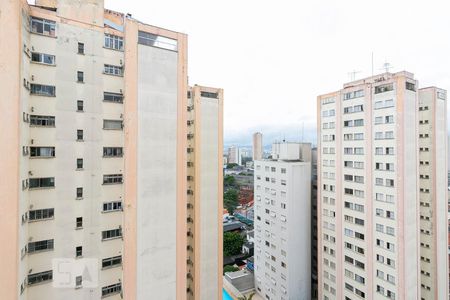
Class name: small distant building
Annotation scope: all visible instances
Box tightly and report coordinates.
[223,221,245,233]
[224,270,255,294]
[253,132,263,161]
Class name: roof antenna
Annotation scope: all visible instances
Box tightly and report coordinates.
[380,60,393,73]
[348,70,361,81]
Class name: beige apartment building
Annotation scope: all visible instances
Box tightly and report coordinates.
[252,132,263,161]
[0,0,223,299]
[317,71,448,300]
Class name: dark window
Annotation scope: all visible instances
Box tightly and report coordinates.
[30,84,55,96]
[28,270,53,285]
[102,255,122,268]
[31,52,55,65]
[29,177,55,189]
[29,208,54,221]
[103,174,123,184]
[76,217,83,228]
[77,130,83,141]
[76,158,83,169]
[138,31,177,51]
[406,82,416,91]
[77,100,84,111]
[78,42,84,54]
[200,91,218,99]
[103,92,124,103]
[28,239,54,253]
[102,283,122,296]
[30,147,55,157]
[103,147,123,157]
[30,115,55,127]
[76,187,83,198]
[77,71,84,82]
[76,246,82,257]
[30,17,56,37]
[102,228,122,240]
[375,83,394,94]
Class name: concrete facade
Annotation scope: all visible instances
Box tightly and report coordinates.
[254,142,312,300]
[0,1,223,299]
[317,71,448,300]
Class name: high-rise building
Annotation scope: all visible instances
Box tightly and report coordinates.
[311,147,319,300]
[317,71,448,300]
[253,142,312,300]
[0,1,223,299]
[228,145,241,165]
[187,85,224,299]
[253,132,263,161]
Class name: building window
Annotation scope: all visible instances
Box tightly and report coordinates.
[103,174,123,184]
[78,42,84,54]
[200,91,219,98]
[76,158,83,170]
[30,147,55,158]
[104,64,123,76]
[104,91,124,103]
[76,217,83,229]
[103,201,122,212]
[102,228,122,240]
[103,120,123,130]
[77,100,84,112]
[75,276,82,288]
[27,270,53,286]
[405,82,415,91]
[138,31,178,51]
[102,255,122,269]
[103,147,123,157]
[30,17,56,37]
[375,83,394,94]
[77,130,83,141]
[29,177,54,189]
[76,246,82,257]
[30,115,55,127]
[102,283,122,297]
[30,84,55,96]
[77,71,84,82]
[104,34,124,51]
[28,239,54,253]
[29,208,54,221]
[31,52,55,65]
[76,187,83,199]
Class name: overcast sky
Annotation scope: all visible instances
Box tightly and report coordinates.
[102,0,450,146]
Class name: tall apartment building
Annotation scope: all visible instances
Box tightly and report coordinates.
[0,0,223,299]
[228,145,241,165]
[187,85,224,299]
[311,147,319,300]
[317,71,448,300]
[253,132,263,161]
[253,142,311,300]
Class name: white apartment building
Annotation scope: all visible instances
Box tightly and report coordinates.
[317,71,448,300]
[228,145,242,165]
[0,1,223,299]
[254,142,311,300]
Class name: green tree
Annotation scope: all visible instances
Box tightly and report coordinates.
[223,265,240,274]
[223,232,245,256]
[226,163,238,169]
[224,175,236,187]
[224,189,239,215]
